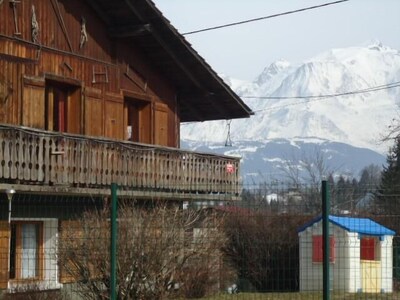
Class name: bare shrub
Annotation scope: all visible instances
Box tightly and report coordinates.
[223,211,309,292]
[179,264,210,298]
[58,205,229,299]
[2,284,67,300]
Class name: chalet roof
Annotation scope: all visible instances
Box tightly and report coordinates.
[85,0,253,122]
[298,215,395,237]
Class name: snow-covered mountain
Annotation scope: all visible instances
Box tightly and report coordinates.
[181,42,400,183]
[182,42,400,153]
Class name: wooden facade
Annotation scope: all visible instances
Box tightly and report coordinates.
[0,0,252,200]
[0,0,180,148]
[0,1,254,291]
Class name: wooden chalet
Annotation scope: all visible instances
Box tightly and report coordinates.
[0,0,252,200]
[0,0,252,292]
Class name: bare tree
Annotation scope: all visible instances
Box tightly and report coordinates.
[279,148,335,213]
[381,113,400,142]
[58,205,231,300]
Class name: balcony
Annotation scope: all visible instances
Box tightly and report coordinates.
[0,124,241,201]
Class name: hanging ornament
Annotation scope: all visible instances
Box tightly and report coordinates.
[80,16,88,49]
[31,5,39,44]
[226,163,235,174]
[225,120,233,147]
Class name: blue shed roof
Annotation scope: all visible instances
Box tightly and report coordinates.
[298,215,395,236]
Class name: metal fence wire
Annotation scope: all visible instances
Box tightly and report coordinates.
[0,181,400,299]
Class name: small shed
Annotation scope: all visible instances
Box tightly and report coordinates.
[298,215,395,293]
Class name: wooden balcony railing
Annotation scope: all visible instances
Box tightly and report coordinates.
[0,124,241,200]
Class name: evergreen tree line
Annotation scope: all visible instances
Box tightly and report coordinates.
[325,137,400,213]
[377,137,400,213]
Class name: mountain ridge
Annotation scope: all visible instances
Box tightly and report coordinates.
[182,42,400,155]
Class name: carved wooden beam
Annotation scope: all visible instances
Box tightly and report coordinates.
[109,24,151,38]
[50,0,73,52]
[9,0,21,35]
[180,91,230,121]
[123,0,205,90]
[123,0,146,22]
[178,97,205,122]
[84,0,111,25]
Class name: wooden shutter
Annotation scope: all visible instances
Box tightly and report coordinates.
[154,103,169,146]
[22,76,45,129]
[104,93,124,140]
[84,87,103,137]
[0,221,9,289]
[312,235,335,263]
[67,88,81,134]
[139,104,151,144]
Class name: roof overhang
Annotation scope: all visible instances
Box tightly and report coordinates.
[84,0,253,122]
[298,215,396,236]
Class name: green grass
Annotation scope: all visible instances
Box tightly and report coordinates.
[200,292,400,300]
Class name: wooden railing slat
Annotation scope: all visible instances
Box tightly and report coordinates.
[4,139,10,179]
[11,132,18,179]
[0,125,241,196]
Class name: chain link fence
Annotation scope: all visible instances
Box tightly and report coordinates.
[0,182,399,299]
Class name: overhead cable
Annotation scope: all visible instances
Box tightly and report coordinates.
[250,82,400,113]
[182,0,350,35]
[180,81,400,123]
[243,81,400,100]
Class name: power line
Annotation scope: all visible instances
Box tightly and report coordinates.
[182,0,350,36]
[180,81,400,123]
[243,81,400,100]
[249,81,400,113]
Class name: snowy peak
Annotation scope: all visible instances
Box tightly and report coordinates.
[182,43,400,154]
[273,61,368,98]
[255,59,290,86]
[366,40,395,52]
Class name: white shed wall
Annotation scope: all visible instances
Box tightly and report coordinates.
[299,221,350,292]
[346,232,361,293]
[380,236,393,293]
[299,220,393,293]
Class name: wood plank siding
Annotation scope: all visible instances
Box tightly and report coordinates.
[0,0,177,147]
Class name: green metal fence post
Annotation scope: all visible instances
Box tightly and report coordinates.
[111,183,118,300]
[322,180,330,300]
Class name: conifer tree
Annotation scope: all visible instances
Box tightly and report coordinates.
[377,138,400,212]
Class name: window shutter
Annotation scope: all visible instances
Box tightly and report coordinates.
[0,221,9,289]
[154,103,169,146]
[361,237,375,260]
[330,236,335,262]
[312,235,335,263]
[22,76,45,129]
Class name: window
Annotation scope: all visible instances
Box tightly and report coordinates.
[9,222,43,280]
[45,81,81,134]
[312,235,335,263]
[361,237,376,260]
[124,97,151,144]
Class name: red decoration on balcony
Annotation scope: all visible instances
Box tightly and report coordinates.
[226,163,235,174]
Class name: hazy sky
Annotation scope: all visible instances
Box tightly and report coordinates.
[153,0,400,81]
